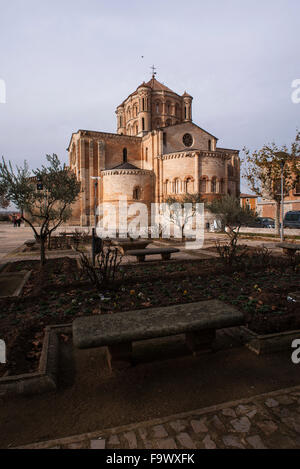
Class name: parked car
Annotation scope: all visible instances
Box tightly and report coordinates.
[259,217,275,228]
[283,211,300,229]
[244,217,275,228]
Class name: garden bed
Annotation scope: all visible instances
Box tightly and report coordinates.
[0,254,299,378]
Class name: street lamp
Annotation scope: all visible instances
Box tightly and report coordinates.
[90,176,101,265]
[90,176,101,228]
[274,152,288,242]
[280,159,285,242]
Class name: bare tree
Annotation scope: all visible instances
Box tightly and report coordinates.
[165,193,203,239]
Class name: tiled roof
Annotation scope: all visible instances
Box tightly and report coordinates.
[144,77,176,94]
[111,162,139,170]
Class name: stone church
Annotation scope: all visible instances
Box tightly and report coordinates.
[67,74,240,226]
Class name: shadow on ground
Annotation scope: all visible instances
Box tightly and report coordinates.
[0,330,299,448]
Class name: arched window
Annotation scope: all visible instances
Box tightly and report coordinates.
[145,147,148,161]
[186,177,194,194]
[174,178,180,194]
[142,98,145,111]
[142,117,145,131]
[164,180,169,194]
[167,102,171,114]
[208,139,212,151]
[211,177,217,193]
[135,124,138,134]
[119,116,122,128]
[220,179,225,194]
[201,178,206,193]
[133,186,141,200]
[123,148,127,163]
[156,102,160,114]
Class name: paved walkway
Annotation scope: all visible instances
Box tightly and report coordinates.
[19,385,300,449]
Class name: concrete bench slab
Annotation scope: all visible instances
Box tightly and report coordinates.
[126,247,180,262]
[73,300,244,367]
[276,243,300,251]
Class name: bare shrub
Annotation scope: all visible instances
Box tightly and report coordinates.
[77,245,123,291]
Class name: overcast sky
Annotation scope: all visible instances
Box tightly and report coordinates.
[0,0,299,192]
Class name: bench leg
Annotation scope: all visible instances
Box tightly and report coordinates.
[107,342,133,370]
[137,255,145,262]
[161,253,171,261]
[185,329,216,354]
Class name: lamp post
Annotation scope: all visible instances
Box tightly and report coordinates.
[90,176,101,265]
[274,152,288,242]
[280,159,285,242]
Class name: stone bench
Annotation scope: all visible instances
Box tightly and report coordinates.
[24,239,36,247]
[73,300,244,368]
[126,247,180,262]
[276,243,300,256]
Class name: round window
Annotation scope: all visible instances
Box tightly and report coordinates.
[183,133,193,147]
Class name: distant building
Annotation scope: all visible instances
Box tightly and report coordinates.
[257,173,300,220]
[240,193,258,212]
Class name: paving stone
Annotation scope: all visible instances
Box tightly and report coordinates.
[155,438,177,449]
[222,408,236,418]
[169,420,187,433]
[90,438,106,449]
[152,425,168,438]
[190,419,208,434]
[271,407,291,418]
[230,416,251,433]
[223,435,245,449]
[236,404,257,416]
[265,398,279,408]
[108,435,120,446]
[176,432,197,449]
[247,410,258,419]
[246,435,267,449]
[256,420,278,436]
[203,434,217,449]
[123,431,137,449]
[282,416,300,433]
[211,415,225,431]
[138,428,148,442]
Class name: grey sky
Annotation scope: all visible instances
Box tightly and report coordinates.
[0,0,299,193]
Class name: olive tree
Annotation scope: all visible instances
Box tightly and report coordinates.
[207,195,256,264]
[0,154,81,265]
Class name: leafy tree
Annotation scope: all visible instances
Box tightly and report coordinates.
[0,154,81,265]
[242,131,300,235]
[165,193,203,239]
[0,182,9,209]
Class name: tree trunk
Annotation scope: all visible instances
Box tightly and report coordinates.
[275,201,281,236]
[40,237,46,266]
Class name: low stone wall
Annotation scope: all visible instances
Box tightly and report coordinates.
[0,324,71,398]
[239,227,300,236]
